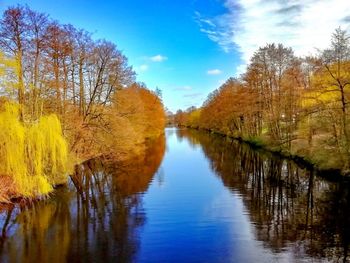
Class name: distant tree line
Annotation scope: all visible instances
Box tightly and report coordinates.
[175,28,350,171]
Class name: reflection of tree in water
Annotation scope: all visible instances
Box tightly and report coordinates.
[0,134,165,263]
[178,129,350,262]
[0,190,73,263]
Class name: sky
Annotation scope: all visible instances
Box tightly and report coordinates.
[1,0,350,112]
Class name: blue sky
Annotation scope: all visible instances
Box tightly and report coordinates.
[0,0,241,112]
[1,0,350,112]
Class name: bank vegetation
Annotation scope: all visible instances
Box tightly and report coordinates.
[174,28,350,174]
[0,6,165,202]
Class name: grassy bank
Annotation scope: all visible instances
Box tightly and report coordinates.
[183,125,346,179]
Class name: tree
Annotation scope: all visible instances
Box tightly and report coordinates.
[319,28,350,155]
[0,6,28,119]
[26,7,48,118]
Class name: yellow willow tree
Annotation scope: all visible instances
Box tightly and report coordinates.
[0,52,70,201]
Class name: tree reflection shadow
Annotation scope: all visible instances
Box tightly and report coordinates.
[0,134,165,263]
[178,129,350,262]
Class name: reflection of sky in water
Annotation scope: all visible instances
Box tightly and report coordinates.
[137,128,294,262]
[0,128,345,262]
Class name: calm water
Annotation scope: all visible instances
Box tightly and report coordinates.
[0,128,350,262]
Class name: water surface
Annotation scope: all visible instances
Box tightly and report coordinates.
[0,128,349,262]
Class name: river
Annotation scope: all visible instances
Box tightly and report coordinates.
[0,128,349,262]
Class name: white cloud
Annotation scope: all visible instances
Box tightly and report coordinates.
[150,54,168,62]
[139,64,149,72]
[207,69,222,75]
[173,85,192,91]
[183,92,203,98]
[235,64,247,76]
[197,1,350,73]
[195,11,217,27]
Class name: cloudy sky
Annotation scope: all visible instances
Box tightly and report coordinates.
[1,0,350,112]
[198,0,350,74]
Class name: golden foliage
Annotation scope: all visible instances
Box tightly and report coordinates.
[107,84,165,160]
[0,102,70,198]
[0,6,168,201]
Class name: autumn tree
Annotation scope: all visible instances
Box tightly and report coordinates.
[0,5,166,176]
[247,43,299,142]
[0,6,27,119]
[26,7,48,118]
[319,28,350,154]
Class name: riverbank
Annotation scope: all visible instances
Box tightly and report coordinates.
[1,127,349,262]
[181,126,346,179]
[0,5,167,205]
[0,132,166,205]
